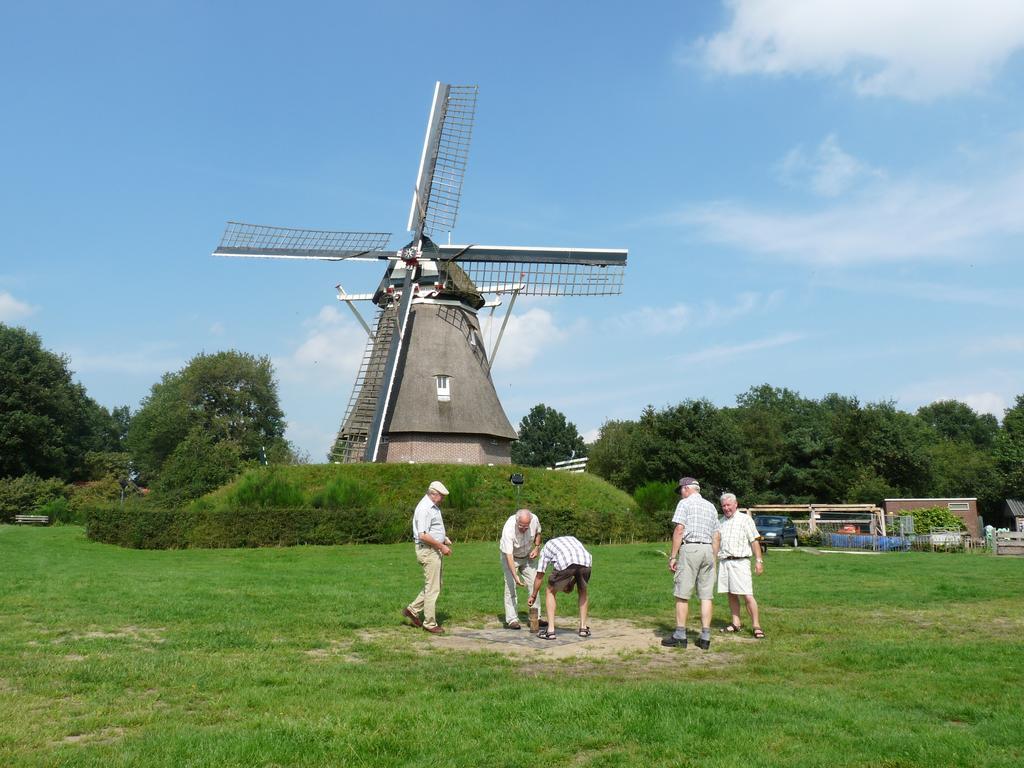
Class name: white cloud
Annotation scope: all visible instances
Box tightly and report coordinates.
[700,0,1024,100]
[676,158,1024,265]
[778,135,883,197]
[209,321,225,336]
[275,305,367,388]
[897,378,1016,419]
[959,392,1007,418]
[820,275,1024,308]
[489,307,573,370]
[0,291,36,322]
[686,331,807,363]
[607,291,779,335]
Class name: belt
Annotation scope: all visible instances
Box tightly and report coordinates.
[684,541,712,545]
[721,555,750,560]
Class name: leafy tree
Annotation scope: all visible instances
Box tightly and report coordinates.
[994,395,1024,503]
[0,324,113,480]
[511,404,586,467]
[151,428,243,506]
[917,400,998,447]
[590,400,750,497]
[127,350,287,483]
[0,474,67,523]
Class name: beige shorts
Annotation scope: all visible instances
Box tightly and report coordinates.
[673,543,715,600]
[717,558,753,595]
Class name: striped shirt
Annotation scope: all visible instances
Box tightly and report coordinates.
[537,536,592,573]
[718,512,759,558]
[671,492,719,544]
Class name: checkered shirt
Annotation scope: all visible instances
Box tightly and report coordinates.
[671,492,719,544]
[537,536,592,573]
[718,512,759,558]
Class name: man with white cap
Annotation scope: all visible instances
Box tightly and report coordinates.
[404,480,452,634]
[499,508,543,629]
[662,476,719,650]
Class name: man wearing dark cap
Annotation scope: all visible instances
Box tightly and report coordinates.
[404,480,452,634]
[662,477,719,649]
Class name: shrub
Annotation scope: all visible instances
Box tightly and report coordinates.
[85,501,192,549]
[634,481,678,515]
[0,475,67,523]
[67,476,124,518]
[231,467,306,508]
[38,497,79,525]
[310,477,377,510]
[902,506,968,534]
[151,430,242,506]
[445,467,482,512]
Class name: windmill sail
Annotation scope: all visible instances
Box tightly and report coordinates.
[216,80,627,466]
[440,244,627,296]
[215,222,393,261]
[408,84,478,238]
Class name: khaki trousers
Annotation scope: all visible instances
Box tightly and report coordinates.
[501,553,537,624]
[408,544,443,629]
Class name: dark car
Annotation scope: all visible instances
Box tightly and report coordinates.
[754,515,799,547]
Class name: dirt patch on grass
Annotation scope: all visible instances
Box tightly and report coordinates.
[59,726,126,746]
[305,639,365,664]
[53,626,166,645]
[426,618,752,666]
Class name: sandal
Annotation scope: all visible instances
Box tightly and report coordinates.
[538,630,556,640]
[578,627,591,638]
[753,627,765,639]
[721,623,743,633]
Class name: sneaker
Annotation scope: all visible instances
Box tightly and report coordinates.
[402,607,422,628]
[424,625,445,635]
[506,621,521,630]
[661,635,687,648]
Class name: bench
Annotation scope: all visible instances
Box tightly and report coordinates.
[13,515,50,526]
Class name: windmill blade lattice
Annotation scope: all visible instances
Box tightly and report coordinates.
[410,85,478,238]
[438,245,627,296]
[460,259,625,296]
[215,221,392,261]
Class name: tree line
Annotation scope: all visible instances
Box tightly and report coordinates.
[586,384,1023,524]
[4,322,1022,525]
[1,324,293,517]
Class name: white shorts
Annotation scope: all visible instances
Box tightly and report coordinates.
[717,558,753,595]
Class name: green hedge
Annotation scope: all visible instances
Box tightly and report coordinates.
[83,463,660,549]
[85,501,662,550]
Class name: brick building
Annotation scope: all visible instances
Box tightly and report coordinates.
[882,498,981,538]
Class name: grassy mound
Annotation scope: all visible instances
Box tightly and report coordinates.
[85,463,656,549]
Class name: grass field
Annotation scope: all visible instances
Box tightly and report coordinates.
[2,526,1023,767]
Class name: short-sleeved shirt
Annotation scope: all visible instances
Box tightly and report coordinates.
[671,492,719,544]
[412,494,446,545]
[718,512,759,558]
[537,536,592,573]
[499,513,541,558]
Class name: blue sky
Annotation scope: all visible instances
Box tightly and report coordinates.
[3,1,1024,459]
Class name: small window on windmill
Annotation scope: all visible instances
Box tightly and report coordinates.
[435,375,451,402]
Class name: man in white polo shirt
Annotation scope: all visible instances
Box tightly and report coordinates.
[403,480,451,635]
[715,492,765,639]
[528,535,592,639]
[499,508,542,629]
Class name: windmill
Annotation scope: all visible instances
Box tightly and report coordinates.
[214,82,627,465]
